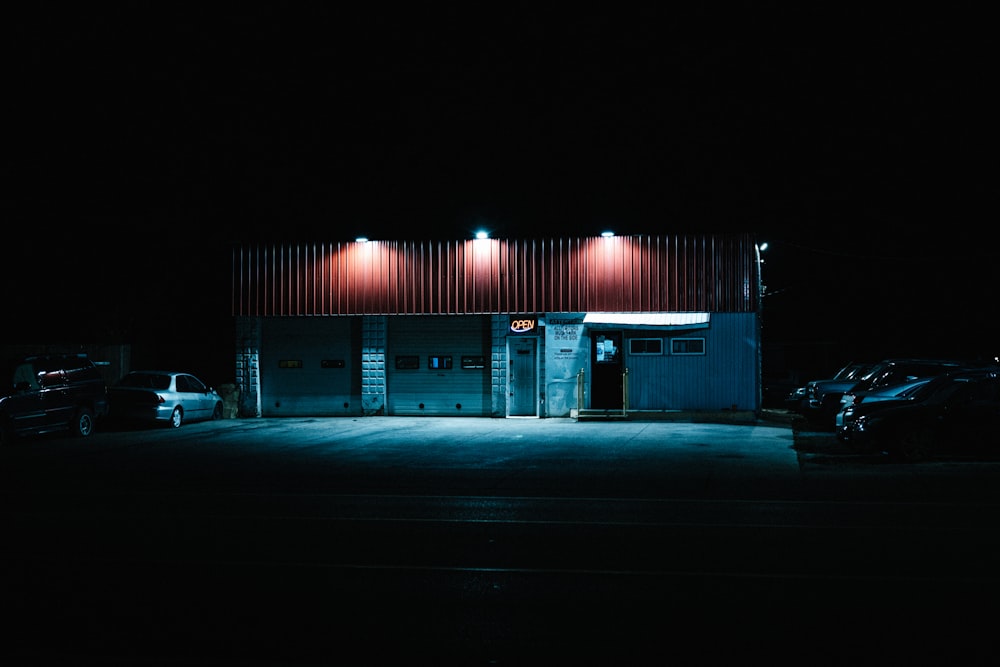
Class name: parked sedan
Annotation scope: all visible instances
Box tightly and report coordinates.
[110,371,224,427]
[839,369,1000,461]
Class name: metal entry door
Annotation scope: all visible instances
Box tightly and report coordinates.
[508,338,537,416]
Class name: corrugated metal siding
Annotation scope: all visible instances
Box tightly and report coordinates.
[232,234,761,316]
[623,313,759,411]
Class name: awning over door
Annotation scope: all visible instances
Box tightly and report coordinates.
[582,312,711,330]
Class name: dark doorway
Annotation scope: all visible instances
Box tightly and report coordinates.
[590,331,623,409]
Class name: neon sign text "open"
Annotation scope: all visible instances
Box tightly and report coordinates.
[510,319,536,333]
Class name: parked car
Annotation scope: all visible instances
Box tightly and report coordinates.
[109,371,224,428]
[785,362,874,414]
[833,376,934,432]
[0,353,110,444]
[838,368,1000,461]
[836,359,978,414]
[804,358,982,426]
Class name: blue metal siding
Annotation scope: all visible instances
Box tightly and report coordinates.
[623,313,759,411]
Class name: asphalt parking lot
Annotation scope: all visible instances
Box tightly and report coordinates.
[3,411,1000,666]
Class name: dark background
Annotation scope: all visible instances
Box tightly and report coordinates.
[4,7,996,388]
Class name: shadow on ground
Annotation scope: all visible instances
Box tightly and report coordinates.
[787,413,1000,465]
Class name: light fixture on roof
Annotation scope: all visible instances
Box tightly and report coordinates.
[601,231,615,238]
[474,230,489,239]
[355,236,369,243]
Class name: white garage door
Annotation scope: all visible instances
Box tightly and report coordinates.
[386,316,490,416]
[260,317,358,417]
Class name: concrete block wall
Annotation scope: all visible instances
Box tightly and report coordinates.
[491,315,507,417]
[234,316,261,417]
[361,316,387,415]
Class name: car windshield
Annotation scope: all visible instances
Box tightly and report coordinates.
[118,373,171,390]
[837,364,872,380]
[856,364,889,383]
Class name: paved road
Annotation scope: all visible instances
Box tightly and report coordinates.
[3,416,999,666]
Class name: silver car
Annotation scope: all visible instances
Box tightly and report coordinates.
[110,371,224,427]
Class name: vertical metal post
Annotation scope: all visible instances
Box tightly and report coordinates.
[622,367,629,416]
[755,241,765,415]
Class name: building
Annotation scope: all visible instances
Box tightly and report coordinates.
[230,233,764,419]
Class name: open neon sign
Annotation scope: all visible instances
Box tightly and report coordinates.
[510,318,536,333]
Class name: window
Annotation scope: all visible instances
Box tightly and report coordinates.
[177,375,206,393]
[38,371,67,388]
[671,338,705,355]
[395,355,420,370]
[461,355,485,369]
[629,338,663,355]
[13,363,39,389]
[278,360,303,369]
[428,355,452,370]
[594,333,620,364]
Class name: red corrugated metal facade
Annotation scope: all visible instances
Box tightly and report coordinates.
[232,233,760,316]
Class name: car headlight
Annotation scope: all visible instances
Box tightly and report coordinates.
[853,414,886,433]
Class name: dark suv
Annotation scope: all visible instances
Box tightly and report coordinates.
[0,353,110,444]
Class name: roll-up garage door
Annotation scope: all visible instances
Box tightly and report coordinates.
[260,317,360,417]
[386,315,490,416]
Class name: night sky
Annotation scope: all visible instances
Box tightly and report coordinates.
[5,8,996,385]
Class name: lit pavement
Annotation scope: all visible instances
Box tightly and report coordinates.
[3,415,999,665]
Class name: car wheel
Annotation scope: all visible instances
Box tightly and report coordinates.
[212,402,223,420]
[169,407,183,428]
[71,408,95,438]
[894,428,933,462]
